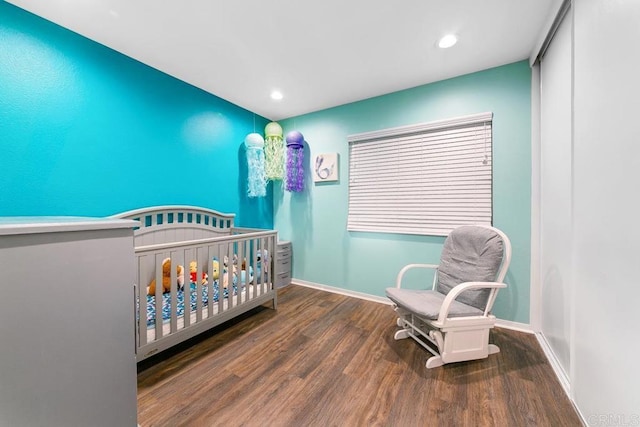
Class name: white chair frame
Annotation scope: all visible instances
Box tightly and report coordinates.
[391,225,512,368]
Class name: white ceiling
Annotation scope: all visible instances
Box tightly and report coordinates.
[7,0,557,121]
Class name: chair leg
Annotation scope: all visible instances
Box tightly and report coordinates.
[394,329,411,340]
[396,317,404,327]
[426,355,444,369]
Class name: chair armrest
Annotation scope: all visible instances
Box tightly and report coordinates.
[395,263,439,288]
[436,281,507,324]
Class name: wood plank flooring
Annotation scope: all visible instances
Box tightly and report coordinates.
[137,285,582,427]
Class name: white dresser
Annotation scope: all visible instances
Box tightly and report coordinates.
[275,240,292,288]
[0,217,139,427]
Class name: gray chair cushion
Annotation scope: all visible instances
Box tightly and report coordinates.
[437,226,504,311]
[385,288,484,320]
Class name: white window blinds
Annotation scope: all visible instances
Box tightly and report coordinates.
[347,112,493,236]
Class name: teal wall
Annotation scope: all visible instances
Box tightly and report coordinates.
[0,2,272,228]
[0,0,531,322]
[276,61,532,323]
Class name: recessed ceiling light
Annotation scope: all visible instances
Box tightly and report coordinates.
[438,34,458,49]
[270,90,283,101]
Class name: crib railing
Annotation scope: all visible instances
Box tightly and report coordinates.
[113,205,236,246]
[133,229,277,360]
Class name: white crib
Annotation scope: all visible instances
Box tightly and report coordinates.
[112,205,277,361]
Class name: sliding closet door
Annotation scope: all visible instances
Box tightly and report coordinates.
[573,0,640,417]
[539,7,572,378]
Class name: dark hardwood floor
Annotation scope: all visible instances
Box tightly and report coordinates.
[137,285,582,427]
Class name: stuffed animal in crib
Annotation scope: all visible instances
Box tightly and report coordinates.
[223,254,238,269]
[148,258,184,296]
[222,264,238,288]
[238,265,253,285]
[220,255,239,288]
[211,258,231,286]
[258,249,269,272]
[189,261,208,285]
[255,249,269,278]
[211,259,220,280]
[239,258,254,285]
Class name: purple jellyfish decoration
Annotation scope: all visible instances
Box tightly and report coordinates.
[285,131,305,192]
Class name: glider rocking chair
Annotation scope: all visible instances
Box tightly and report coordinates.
[385,225,512,368]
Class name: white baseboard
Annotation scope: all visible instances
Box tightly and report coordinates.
[535,332,571,395]
[534,333,589,425]
[291,278,392,305]
[495,319,533,333]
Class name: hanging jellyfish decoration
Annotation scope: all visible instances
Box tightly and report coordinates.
[244,133,267,198]
[285,130,305,192]
[264,121,285,181]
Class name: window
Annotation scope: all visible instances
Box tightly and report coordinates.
[347,112,493,236]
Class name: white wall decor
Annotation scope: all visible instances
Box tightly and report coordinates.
[313,152,339,182]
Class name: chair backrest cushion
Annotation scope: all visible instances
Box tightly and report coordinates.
[437,225,504,311]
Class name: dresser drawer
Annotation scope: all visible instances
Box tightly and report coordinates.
[276,241,292,259]
[275,257,291,274]
[275,271,292,288]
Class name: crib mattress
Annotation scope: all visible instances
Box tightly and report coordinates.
[144,282,269,343]
[146,280,234,327]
